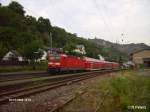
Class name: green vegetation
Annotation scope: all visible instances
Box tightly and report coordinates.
[100,47,128,62]
[0,1,128,62]
[109,71,150,111]
[61,70,150,112]
[0,62,47,73]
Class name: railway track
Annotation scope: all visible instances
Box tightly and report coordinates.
[0,69,119,105]
[0,71,49,82]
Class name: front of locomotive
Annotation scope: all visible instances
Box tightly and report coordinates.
[48,50,61,72]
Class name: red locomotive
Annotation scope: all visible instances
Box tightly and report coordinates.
[48,51,119,72]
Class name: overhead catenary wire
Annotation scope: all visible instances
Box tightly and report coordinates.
[93,0,134,45]
[118,0,135,44]
[93,0,116,43]
[101,0,121,44]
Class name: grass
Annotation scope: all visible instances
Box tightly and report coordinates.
[110,71,150,111]
[0,62,47,73]
[61,70,150,112]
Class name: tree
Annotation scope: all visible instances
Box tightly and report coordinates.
[0,27,17,49]
[18,40,43,70]
[24,15,37,32]
[8,1,25,15]
[64,43,76,53]
[0,43,8,60]
[36,17,52,46]
[19,40,42,61]
[37,17,51,33]
[51,26,68,47]
[15,32,37,47]
[118,56,123,64]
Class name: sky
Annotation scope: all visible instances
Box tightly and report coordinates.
[1,0,150,45]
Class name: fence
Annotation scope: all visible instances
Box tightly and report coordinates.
[0,61,28,66]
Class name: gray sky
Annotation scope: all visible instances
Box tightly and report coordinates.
[1,0,150,45]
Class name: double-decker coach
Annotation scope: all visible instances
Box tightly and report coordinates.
[84,57,105,70]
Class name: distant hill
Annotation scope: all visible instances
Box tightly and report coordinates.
[89,38,150,54]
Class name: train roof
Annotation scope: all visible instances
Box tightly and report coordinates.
[84,57,105,62]
[59,54,118,64]
[104,61,118,64]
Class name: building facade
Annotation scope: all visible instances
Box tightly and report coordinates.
[131,49,150,68]
[74,45,86,55]
[2,50,23,61]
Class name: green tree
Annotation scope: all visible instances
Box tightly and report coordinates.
[24,15,37,33]
[19,40,42,61]
[118,56,123,64]
[64,43,76,53]
[0,27,17,49]
[37,17,51,33]
[8,1,25,15]
[0,43,8,60]
[0,6,25,31]
[36,17,52,45]
[15,32,37,48]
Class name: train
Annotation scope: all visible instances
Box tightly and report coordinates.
[48,51,120,72]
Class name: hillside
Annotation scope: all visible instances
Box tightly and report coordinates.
[0,1,128,62]
[89,38,150,54]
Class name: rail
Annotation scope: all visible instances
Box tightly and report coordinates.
[0,69,120,105]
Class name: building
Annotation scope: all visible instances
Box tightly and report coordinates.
[37,51,47,62]
[123,61,135,68]
[74,45,86,55]
[98,54,105,61]
[2,50,23,61]
[131,49,150,68]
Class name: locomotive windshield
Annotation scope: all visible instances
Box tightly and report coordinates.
[48,51,60,62]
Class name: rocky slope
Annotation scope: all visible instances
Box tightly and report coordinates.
[89,38,150,54]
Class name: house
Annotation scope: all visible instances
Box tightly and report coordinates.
[2,50,23,61]
[130,49,150,68]
[98,54,105,61]
[37,51,47,62]
[74,45,86,54]
[123,61,135,68]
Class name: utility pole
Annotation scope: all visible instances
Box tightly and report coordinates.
[50,32,52,53]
